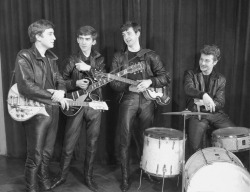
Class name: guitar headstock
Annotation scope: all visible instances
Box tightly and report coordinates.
[126,62,145,74]
[88,101,109,110]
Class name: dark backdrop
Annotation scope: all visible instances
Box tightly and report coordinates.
[1,0,250,164]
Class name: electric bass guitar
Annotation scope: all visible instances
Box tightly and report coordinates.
[63,63,145,116]
[7,84,108,121]
[105,73,171,105]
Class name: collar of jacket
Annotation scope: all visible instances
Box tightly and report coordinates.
[195,67,220,80]
[78,49,101,61]
[30,44,58,61]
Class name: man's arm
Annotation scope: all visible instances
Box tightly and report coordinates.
[15,50,54,105]
[109,52,129,92]
[147,53,171,88]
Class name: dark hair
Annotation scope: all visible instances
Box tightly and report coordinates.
[28,19,54,43]
[120,21,141,33]
[200,45,221,61]
[76,26,98,40]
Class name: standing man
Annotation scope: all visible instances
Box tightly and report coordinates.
[184,44,235,155]
[15,19,69,192]
[110,21,171,192]
[51,26,105,192]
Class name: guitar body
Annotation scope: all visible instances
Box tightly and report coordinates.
[7,84,49,121]
[61,93,100,116]
[143,86,171,105]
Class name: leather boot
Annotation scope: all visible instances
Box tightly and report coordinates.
[84,151,98,192]
[50,157,71,189]
[50,173,67,189]
[38,164,51,191]
[120,147,130,192]
[120,164,130,192]
[25,166,39,192]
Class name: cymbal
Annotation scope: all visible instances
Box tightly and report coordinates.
[162,110,208,116]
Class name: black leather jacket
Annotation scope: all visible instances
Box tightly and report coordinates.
[15,44,66,105]
[184,68,226,112]
[110,49,171,96]
[62,49,105,99]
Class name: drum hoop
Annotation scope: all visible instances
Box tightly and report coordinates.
[213,133,250,139]
[143,133,185,140]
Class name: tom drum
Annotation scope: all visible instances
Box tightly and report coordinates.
[212,127,250,152]
[140,127,184,177]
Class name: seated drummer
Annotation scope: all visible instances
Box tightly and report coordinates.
[183,44,235,155]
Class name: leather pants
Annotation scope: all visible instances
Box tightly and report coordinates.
[188,111,235,154]
[23,105,59,192]
[118,93,154,189]
[58,106,101,180]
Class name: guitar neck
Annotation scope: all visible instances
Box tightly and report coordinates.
[68,100,89,107]
[86,68,134,92]
[107,74,138,86]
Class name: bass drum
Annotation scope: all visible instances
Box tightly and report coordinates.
[185,147,250,192]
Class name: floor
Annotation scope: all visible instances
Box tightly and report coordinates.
[1,151,250,192]
[0,156,182,192]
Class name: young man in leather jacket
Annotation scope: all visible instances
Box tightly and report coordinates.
[14,19,69,192]
[109,21,171,192]
[51,26,105,192]
[184,45,235,156]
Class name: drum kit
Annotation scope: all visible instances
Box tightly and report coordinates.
[138,109,250,192]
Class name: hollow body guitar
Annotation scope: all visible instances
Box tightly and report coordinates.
[7,83,108,121]
[62,63,145,116]
[106,73,171,105]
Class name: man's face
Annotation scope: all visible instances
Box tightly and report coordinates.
[199,53,218,75]
[77,35,96,53]
[38,28,56,49]
[122,27,140,47]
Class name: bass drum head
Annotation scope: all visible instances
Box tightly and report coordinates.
[144,127,183,139]
[185,147,250,192]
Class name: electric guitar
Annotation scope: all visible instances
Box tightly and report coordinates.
[63,63,145,116]
[7,84,108,121]
[105,73,171,105]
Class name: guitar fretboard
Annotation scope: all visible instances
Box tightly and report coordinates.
[107,74,138,86]
[67,100,89,107]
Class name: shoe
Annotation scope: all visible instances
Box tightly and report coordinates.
[85,176,99,192]
[120,179,129,192]
[50,176,66,189]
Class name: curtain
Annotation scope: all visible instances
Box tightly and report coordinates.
[1,0,250,164]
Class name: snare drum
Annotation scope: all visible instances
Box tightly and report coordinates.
[212,127,250,152]
[140,127,184,177]
[185,147,250,192]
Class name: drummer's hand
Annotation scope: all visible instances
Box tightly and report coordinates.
[203,93,216,112]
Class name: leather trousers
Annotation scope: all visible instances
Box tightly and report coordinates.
[188,111,235,154]
[23,105,59,192]
[58,106,102,180]
[118,93,154,182]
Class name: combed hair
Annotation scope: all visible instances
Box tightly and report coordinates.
[200,45,221,61]
[120,21,141,33]
[76,26,98,40]
[28,19,54,43]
